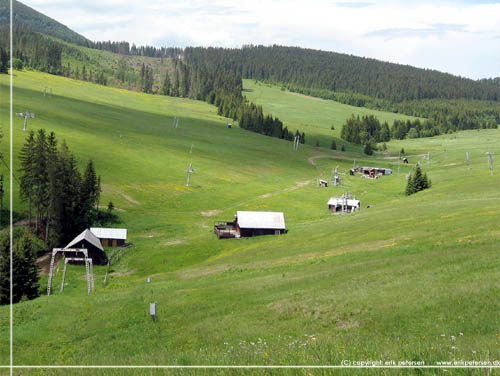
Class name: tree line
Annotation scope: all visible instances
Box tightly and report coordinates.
[341,113,498,151]
[183,45,500,102]
[19,129,101,248]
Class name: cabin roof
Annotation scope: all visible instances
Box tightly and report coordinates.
[328,197,360,207]
[90,227,127,240]
[236,211,286,230]
[65,229,104,251]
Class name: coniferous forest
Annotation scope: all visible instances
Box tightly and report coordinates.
[1,0,499,144]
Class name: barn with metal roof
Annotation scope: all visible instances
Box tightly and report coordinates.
[214,211,286,238]
[90,227,127,247]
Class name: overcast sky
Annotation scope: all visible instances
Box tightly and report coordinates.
[22,0,500,79]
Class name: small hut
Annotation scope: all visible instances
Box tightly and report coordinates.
[90,227,127,247]
[328,196,360,213]
[319,179,328,187]
[65,229,106,264]
[215,211,286,238]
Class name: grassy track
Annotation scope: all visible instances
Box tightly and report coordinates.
[243,79,422,152]
[0,71,498,375]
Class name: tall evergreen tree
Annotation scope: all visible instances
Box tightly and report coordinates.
[19,131,36,227]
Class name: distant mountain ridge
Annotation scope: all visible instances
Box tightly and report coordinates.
[0,0,91,47]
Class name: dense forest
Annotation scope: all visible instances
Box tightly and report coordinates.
[183,46,500,102]
[19,129,102,248]
[0,0,91,47]
[2,0,499,144]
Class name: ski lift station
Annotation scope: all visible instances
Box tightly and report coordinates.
[350,166,392,178]
[328,196,360,214]
[214,211,286,239]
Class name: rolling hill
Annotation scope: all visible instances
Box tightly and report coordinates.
[0,70,498,371]
[0,0,91,47]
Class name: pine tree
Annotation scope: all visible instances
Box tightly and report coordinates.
[405,166,431,196]
[331,139,336,150]
[405,173,416,196]
[161,72,171,95]
[13,230,40,302]
[0,228,42,305]
[364,142,373,155]
[0,47,8,74]
[81,160,99,228]
[19,131,36,227]
[33,129,49,231]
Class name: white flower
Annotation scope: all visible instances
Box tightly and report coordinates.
[451,336,456,341]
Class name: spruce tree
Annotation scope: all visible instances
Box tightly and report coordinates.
[364,142,373,155]
[331,139,337,150]
[33,129,49,230]
[19,131,36,227]
[161,72,171,95]
[0,47,8,74]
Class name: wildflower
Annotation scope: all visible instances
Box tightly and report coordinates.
[451,336,456,341]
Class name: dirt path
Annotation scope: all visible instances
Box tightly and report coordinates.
[102,184,141,205]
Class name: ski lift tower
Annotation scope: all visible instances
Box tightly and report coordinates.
[185,163,194,186]
[47,248,94,296]
[16,112,35,131]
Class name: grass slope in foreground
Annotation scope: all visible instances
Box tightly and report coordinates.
[0,71,498,373]
[243,79,422,152]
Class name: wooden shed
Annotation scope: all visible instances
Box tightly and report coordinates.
[65,229,106,265]
[215,211,286,238]
[90,227,127,247]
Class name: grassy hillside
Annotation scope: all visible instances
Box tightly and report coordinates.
[0,0,91,46]
[243,79,422,152]
[0,71,498,374]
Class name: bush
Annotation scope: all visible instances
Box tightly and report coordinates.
[11,58,23,70]
[341,145,345,152]
[407,127,419,138]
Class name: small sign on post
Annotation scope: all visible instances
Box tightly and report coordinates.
[150,303,157,322]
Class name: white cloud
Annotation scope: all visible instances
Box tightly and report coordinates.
[21,0,500,78]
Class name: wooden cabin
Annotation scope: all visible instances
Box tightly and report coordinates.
[215,211,286,238]
[65,229,107,264]
[90,227,127,247]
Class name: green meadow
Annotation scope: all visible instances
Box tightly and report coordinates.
[242,79,422,152]
[0,71,498,375]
